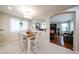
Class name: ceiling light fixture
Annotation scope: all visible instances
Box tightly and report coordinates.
[8,7,12,10]
[24,11,32,19]
[24,15,32,19]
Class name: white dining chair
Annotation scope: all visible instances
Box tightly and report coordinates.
[30,32,40,53]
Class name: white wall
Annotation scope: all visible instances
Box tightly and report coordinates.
[50,13,73,23]
[0,13,11,43]
[0,13,21,43]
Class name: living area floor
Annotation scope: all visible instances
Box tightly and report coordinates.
[0,39,74,54]
[50,34,73,50]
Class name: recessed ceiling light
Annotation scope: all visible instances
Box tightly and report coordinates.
[8,7,12,10]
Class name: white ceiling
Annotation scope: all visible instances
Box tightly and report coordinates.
[0,5,72,20]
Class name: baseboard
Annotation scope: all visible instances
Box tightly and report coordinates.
[73,48,79,54]
[0,39,19,46]
[74,50,79,54]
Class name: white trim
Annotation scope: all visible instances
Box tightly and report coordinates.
[73,48,79,54]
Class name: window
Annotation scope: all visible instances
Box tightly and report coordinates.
[40,22,46,29]
[10,17,20,32]
[10,17,29,32]
[61,23,68,32]
[20,20,28,31]
[70,21,73,32]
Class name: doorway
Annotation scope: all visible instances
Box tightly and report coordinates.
[50,12,74,50]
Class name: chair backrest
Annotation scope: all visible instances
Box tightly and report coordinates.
[30,32,41,45]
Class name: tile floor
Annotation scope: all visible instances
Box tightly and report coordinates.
[0,40,75,54]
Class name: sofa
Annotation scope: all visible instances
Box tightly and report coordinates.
[63,31,73,44]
